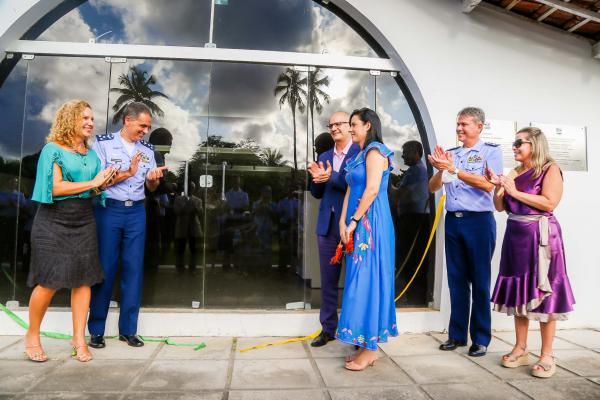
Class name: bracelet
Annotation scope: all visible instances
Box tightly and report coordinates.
[351,216,361,224]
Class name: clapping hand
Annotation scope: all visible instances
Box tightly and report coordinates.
[92,166,117,190]
[500,175,517,196]
[485,165,502,186]
[128,151,142,177]
[427,145,454,171]
[147,165,168,181]
[308,160,332,183]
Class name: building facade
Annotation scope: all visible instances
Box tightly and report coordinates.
[0,0,598,335]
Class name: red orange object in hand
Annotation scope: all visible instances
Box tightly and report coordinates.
[330,235,354,264]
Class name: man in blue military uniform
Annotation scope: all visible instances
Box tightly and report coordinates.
[428,107,502,357]
[88,102,167,348]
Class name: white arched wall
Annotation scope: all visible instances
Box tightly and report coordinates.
[0,0,598,335]
[346,0,600,331]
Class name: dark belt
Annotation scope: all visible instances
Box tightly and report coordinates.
[447,211,491,218]
[105,198,145,207]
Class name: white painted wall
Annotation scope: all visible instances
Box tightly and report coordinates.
[0,0,598,335]
[346,0,600,330]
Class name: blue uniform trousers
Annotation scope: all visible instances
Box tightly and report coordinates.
[88,201,146,336]
[445,211,496,346]
[317,213,342,336]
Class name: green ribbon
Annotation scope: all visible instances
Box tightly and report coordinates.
[140,336,206,351]
[0,303,206,350]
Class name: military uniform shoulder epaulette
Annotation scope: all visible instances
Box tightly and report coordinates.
[96,133,114,142]
[484,142,499,147]
[140,140,154,150]
[446,146,460,152]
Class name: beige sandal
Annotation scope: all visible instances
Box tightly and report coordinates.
[24,344,48,363]
[531,352,556,378]
[345,348,363,363]
[71,343,93,362]
[344,357,377,371]
[501,344,529,368]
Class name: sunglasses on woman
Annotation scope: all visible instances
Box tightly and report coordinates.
[512,139,532,148]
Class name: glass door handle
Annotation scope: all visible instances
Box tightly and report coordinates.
[221,161,227,200]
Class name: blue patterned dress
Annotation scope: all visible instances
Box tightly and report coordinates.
[335,142,398,350]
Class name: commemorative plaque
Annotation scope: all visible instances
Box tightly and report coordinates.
[479,120,587,172]
[480,119,517,168]
[529,123,587,171]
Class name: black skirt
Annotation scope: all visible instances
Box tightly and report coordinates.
[27,198,104,289]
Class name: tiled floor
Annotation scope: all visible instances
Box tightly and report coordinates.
[0,329,599,399]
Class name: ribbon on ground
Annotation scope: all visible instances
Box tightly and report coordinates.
[139,336,206,351]
[238,329,322,353]
[0,302,206,350]
[395,194,446,302]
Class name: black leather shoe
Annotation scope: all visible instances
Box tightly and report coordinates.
[468,344,487,357]
[439,338,467,351]
[89,335,105,349]
[119,334,144,347]
[310,332,334,347]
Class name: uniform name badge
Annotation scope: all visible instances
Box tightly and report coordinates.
[110,158,123,170]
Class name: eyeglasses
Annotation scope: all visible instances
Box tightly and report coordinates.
[326,121,349,129]
[512,139,532,148]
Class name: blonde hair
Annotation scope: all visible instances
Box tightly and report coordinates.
[46,100,92,148]
[516,127,555,178]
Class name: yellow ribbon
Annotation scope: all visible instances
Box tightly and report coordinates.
[395,194,446,302]
[240,195,447,352]
[238,329,322,353]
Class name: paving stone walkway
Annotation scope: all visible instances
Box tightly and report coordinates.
[0,329,599,399]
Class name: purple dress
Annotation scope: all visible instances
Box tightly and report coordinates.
[491,167,575,321]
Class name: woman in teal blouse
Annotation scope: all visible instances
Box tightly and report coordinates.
[25,100,115,363]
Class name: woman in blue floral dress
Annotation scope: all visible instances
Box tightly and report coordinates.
[336,108,398,371]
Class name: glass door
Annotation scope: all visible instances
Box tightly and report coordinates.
[302,67,376,311]
[202,62,309,309]
[107,58,213,308]
[15,55,111,306]
[0,57,29,307]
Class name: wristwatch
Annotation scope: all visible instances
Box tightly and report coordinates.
[351,216,361,224]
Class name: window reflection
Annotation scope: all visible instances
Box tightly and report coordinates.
[38,0,211,47]
[202,62,308,308]
[0,59,27,305]
[376,73,433,307]
[0,59,435,309]
[35,0,376,57]
[106,59,211,307]
[9,57,111,306]
[304,68,376,310]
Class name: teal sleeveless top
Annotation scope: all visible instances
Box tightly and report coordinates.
[32,142,102,204]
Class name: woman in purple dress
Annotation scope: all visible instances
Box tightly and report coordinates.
[487,127,575,378]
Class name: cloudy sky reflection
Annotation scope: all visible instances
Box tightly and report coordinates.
[1,0,421,172]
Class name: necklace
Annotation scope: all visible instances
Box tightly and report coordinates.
[70,144,88,168]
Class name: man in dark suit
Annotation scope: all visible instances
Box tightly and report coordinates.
[308,111,359,347]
